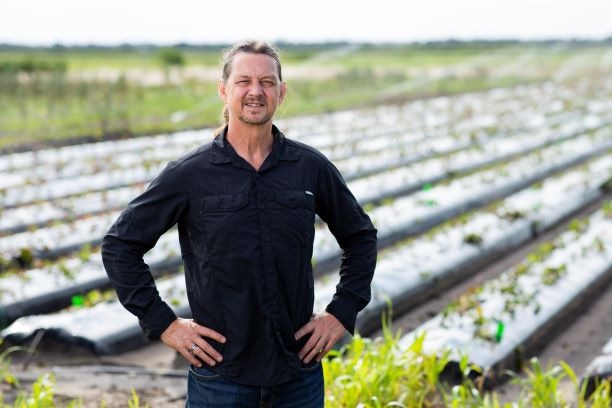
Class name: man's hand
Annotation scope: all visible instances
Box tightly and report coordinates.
[295,312,346,364]
[160,317,226,368]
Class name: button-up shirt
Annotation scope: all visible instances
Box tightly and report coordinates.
[101,125,377,385]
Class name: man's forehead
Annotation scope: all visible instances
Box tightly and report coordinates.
[230,53,280,78]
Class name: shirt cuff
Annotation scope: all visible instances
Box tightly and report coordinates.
[325,294,359,335]
[138,300,177,340]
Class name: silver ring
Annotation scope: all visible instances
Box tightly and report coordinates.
[190,343,198,354]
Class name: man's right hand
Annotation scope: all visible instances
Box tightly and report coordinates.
[160,317,226,368]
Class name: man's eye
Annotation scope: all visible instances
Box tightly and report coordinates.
[262,81,275,87]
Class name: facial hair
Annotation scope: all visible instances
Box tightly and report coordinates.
[238,98,273,125]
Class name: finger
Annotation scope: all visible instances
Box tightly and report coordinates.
[316,338,334,362]
[294,321,314,340]
[181,347,203,368]
[303,338,325,364]
[298,332,321,360]
[191,344,219,366]
[195,325,226,344]
[303,334,327,363]
[194,339,223,363]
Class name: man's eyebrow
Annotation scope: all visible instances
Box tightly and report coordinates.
[235,74,277,80]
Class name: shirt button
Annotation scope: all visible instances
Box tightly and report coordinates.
[260,205,265,211]
[263,235,270,242]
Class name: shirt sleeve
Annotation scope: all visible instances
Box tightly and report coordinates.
[101,161,188,340]
[316,158,378,335]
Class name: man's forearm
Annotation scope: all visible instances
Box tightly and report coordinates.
[325,228,377,334]
[101,234,177,339]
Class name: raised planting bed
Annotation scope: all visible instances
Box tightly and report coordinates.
[1,150,607,332]
[1,154,609,355]
[314,155,611,335]
[397,206,612,386]
[0,230,181,328]
[1,127,607,275]
[2,84,529,183]
[1,271,192,354]
[0,114,523,209]
[347,120,610,205]
[581,338,612,398]
[3,116,602,235]
[0,185,145,235]
[313,129,611,273]
[1,80,604,206]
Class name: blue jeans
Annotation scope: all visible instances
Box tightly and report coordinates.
[186,363,324,407]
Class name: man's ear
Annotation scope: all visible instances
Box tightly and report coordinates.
[279,82,287,104]
[218,80,227,102]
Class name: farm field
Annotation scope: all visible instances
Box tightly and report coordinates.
[0,43,612,406]
[1,42,611,151]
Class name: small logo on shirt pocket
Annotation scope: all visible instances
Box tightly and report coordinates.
[305,190,314,196]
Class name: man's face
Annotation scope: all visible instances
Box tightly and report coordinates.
[219,52,286,126]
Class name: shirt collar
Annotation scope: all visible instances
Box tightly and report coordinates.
[209,124,299,165]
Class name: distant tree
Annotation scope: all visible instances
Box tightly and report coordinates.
[158,47,185,68]
[158,47,185,85]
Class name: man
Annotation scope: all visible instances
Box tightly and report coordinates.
[101,40,377,407]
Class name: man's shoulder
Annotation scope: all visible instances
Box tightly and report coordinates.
[284,137,330,165]
[168,139,215,170]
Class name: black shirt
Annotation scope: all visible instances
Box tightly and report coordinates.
[101,125,377,385]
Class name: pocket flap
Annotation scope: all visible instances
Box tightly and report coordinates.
[274,191,315,210]
[200,193,248,213]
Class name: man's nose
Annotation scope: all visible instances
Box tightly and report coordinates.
[247,83,264,95]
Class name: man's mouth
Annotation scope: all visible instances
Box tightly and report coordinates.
[244,101,265,108]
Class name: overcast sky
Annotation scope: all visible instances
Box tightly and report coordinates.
[1,0,611,46]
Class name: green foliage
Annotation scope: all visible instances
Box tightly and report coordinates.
[0,332,609,406]
[11,373,56,408]
[157,48,185,67]
[2,43,605,150]
[77,244,92,263]
[0,60,66,74]
[127,387,146,408]
[0,342,20,390]
[540,264,567,286]
[323,325,450,407]
[463,233,483,245]
[509,358,569,407]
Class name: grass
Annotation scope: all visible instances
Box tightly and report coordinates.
[321,322,612,407]
[1,326,611,406]
[1,43,609,151]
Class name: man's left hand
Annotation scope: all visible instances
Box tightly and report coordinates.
[295,312,346,364]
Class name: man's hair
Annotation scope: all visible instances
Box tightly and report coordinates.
[216,40,283,132]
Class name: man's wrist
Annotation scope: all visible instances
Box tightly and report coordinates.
[325,298,357,335]
[139,301,177,340]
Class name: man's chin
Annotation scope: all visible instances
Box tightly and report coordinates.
[238,114,273,126]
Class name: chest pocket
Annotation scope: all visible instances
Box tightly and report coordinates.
[201,194,248,213]
[271,190,316,248]
[195,193,250,253]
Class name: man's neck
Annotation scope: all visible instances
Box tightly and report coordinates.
[226,120,274,171]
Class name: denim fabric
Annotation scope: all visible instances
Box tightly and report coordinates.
[186,363,324,407]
